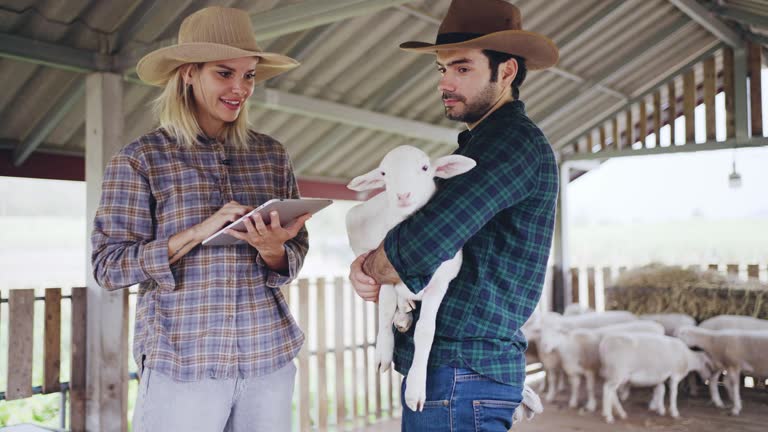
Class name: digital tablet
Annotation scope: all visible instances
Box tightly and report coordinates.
[202,198,333,246]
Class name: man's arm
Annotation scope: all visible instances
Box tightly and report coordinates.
[362,243,401,285]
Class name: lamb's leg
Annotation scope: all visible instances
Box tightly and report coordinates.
[619,383,631,401]
[393,294,414,333]
[727,368,742,416]
[612,383,628,420]
[568,373,581,409]
[545,367,558,402]
[649,383,666,416]
[374,284,397,373]
[669,377,680,418]
[584,371,597,412]
[602,381,618,424]
[404,282,448,412]
[709,370,725,408]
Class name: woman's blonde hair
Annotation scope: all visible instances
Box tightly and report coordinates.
[154,63,251,149]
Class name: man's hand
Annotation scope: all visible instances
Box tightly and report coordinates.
[350,251,380,302]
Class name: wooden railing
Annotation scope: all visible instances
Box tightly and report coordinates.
[563,42,763,158]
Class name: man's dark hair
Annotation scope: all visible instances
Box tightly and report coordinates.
[482,50,527,100]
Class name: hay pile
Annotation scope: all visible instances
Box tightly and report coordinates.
[605,263,768,321]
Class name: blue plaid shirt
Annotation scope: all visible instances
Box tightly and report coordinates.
[92,128,307,381]
[384,101,558,386]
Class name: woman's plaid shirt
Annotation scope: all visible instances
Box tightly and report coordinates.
[384,101,559,387]
[91,128,308,381]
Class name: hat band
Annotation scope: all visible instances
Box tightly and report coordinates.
[435,32,485,45]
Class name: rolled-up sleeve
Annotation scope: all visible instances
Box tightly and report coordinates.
[384,132,542,294]
[258,152,309,288]
[91,149,176,291]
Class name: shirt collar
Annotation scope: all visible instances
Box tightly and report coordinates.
[457,100,526,149]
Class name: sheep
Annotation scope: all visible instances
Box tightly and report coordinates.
[640,313,696,336]
[676,326,768,415]
[521,311,568,402]
[553,320,665,412]
[699,314,768,331]
[599,333,713,423]
[538,311,637,355]
[345,145,476,412]
[564,303,594,316]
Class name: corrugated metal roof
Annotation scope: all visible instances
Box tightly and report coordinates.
[0,0,763,183]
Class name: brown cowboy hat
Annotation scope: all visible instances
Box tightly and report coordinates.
[137,7,299,86]
[400,0,558,70]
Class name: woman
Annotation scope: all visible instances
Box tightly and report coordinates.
[91,7,309,431]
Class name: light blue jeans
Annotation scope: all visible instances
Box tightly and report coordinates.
[401,366,523,432]
[132,361,296,432]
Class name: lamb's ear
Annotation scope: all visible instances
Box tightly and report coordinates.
[434,155,476,179]
[347,168,386,191]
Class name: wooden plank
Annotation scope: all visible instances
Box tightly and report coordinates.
[362,298,371,424]
[317,278,328,430]
[653,90,662,144]
[612,117,619,150]
[704,56,716,141]
[6,289,35,400]
[708,264,719,272]
[747,265,759,280]
[334,277,346,428]
[70,287,87,432]
[625,108,634,147]
[43,288,62,394]
[668,80,677,145]
[599,126,606,151]
[586,131,593,152]
[570,268,580,304]
[602,267,613,291]
[572,141,579,154]
[684,69,696,143]
[298,279,311,432]
[638,98,647,147]
[723,47,735,139]
[748,42,763,137]
[727,264,739,278]
[587,267,596,310]
[350,284,359,424]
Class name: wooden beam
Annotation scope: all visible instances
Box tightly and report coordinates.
[563,137,768,161]
[668,80,678,145]
[70,287,87,432]
[684,69,697,143]
[334,277,346,427]
[703,57,717,141]
[625,108,634,147]
[638,98,648,147]
[298,279,311,432]
[612,117,619,149]
[599,126,606,151]
[748,42,763,137]
[653,91,662,144]
[43,288,62,394]
[6,289,35,400]
[723,47,736,139]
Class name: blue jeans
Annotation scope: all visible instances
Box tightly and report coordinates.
[400,367,523,432]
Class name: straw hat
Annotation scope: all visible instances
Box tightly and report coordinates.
[400,0,558,70]
[137,6,299,86]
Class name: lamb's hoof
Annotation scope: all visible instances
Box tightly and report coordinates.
[585,400,597,412]
[618,412,628,420]
[604,416,615,424]
[730,408,741,416]
[405,373,427,412]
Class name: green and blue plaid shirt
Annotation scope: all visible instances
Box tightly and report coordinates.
[384,100,558,386]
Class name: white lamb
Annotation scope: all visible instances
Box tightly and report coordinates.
[538,311,637,355]
[599,333,713,423]
[639,313,696,336]
[550,320,664,412]
[521,310,568,401]
[346,145,475,412]
[699,314,768,331]
[676,326,768,415]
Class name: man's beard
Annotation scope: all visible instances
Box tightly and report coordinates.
[443,81,500,123]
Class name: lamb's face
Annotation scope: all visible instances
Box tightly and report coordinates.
[378,146,437,212]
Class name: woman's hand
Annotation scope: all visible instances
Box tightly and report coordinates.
[193,201,253,242]
[226,211,311,255]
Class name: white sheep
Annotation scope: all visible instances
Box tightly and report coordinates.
[699,314,768,331]
[538,311,637,355]
[676,326,768,415]
[639,313,696,336]
[551,320,664,412]
[521,310,568,401]
[564,303,594,316]
[599,333,713,423]
[345,145,475,412]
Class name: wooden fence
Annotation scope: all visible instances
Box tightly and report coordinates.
[3,263,766,429]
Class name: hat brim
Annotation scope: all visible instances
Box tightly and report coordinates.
[136,43,299,86]
[399,30,558,70]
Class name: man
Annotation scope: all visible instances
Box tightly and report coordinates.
[349,0,560,430]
